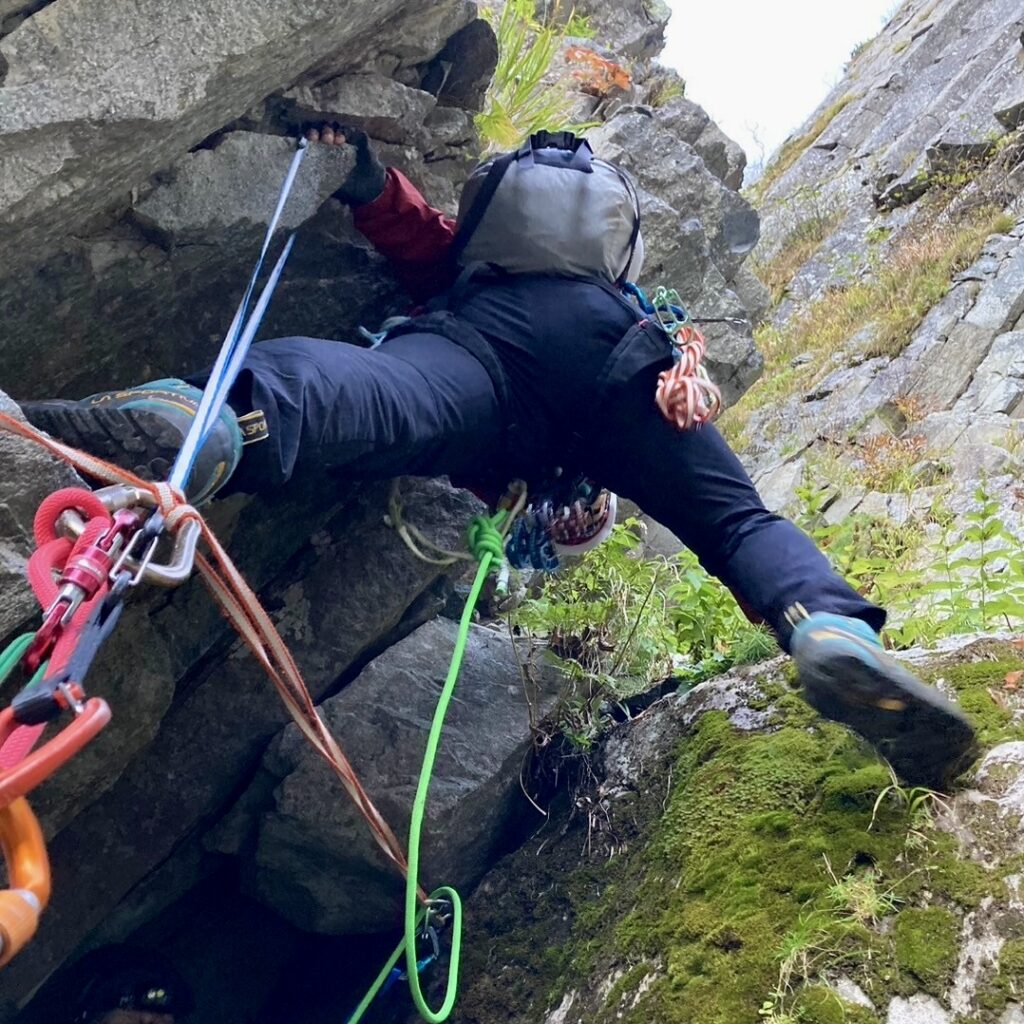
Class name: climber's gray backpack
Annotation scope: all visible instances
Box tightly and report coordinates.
[453,131,642,285]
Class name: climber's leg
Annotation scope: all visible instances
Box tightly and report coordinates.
[215,333,504,492]
[580,370,976,789]
[19,333,504,502]
[582,373,881,648]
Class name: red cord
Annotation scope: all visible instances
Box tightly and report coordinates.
[0,491,114,771]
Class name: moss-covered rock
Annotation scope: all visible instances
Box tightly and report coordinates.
[443,639,1024,1024]
[793,985,880,1024]
[893,907,960,995]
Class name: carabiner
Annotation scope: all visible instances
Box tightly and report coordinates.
[57,485,200,588]
[0,699,111,809]
[0,798,50,966]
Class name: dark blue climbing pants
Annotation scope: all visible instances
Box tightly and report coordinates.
[222,274,884,650]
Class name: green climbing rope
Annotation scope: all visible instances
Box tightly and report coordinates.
[347,511,508,1024]
[0,634,48,698]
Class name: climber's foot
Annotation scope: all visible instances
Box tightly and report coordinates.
[791,611,977,790]
[20,380,243,504]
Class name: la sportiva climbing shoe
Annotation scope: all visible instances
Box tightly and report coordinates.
[790,610,977,790]
[20,379,245,504]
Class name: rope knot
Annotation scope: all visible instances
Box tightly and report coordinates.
[466,516,504,568]
[655,324,722,430]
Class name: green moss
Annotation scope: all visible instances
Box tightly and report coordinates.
[822,764,893,809]
[603,714,908,1023]
[893,907,959,994]
[794,985,880,1023]
[924,841,1001,909]
[455,642,1024,1023]
[925,652,1024,748]
[996,938,1024,993]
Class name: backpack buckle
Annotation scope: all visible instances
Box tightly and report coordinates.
[529,129,579,151]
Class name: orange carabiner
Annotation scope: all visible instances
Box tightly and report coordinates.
[0,797,50,966]
[0,699,111,809]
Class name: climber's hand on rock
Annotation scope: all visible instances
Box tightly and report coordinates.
[304,121,386,206]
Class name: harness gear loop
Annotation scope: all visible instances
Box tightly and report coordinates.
[0,798,50,967]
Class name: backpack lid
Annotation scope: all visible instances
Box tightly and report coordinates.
[453,132,642,285]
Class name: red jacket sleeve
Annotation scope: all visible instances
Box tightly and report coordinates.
[351,167,458,304]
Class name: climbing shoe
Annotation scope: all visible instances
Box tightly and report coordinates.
[20,379,247,504]
[790,610,977,790]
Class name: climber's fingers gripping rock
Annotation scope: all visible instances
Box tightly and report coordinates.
[304,121,387,206]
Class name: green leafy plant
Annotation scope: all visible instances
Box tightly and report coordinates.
[644,70,685,108]
[563,9,595,38]
[476,0,596,151]
[513,521,778,748]
[795,476,1024,649]
[869,766,947,851]
[824,860,902,926]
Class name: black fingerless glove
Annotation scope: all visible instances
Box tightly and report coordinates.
[333,125,387,206]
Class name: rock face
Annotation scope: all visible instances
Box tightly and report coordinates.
[0,0,765,1018]
[732,0,1024,579]
[591,109,763,403]
[443,638,1024,1024]
[0,0,473,271]
[243,619,563,933]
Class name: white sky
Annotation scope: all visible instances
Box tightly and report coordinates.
[660,1,901,171]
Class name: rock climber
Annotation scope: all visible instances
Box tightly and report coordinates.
[17,125,976,789]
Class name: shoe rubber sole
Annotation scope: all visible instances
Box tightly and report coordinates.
[21,403,185,484]
[798,638,977,790]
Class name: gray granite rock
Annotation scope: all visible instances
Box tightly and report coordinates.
[249,618,564,932]
[0,477,483,1007]
[886,994,951,1024]
[134,133,357,244]
[0,0,475,273]
[282,74,437,146]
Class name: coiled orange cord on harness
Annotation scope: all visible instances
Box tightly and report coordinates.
[622,282,723,431]
[655,321,722,430]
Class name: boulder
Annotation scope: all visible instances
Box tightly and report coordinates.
[0,477,483,1010]
[572,0,669,60]
[589,109,762,402]
[444,638,1024,1024]
[281,74,437,146]
[247,618,564,932]
[0,0,476,273]
[427,18,499,112]
[133,133,357,245]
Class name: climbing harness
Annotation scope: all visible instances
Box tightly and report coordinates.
[623,283,723,431]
